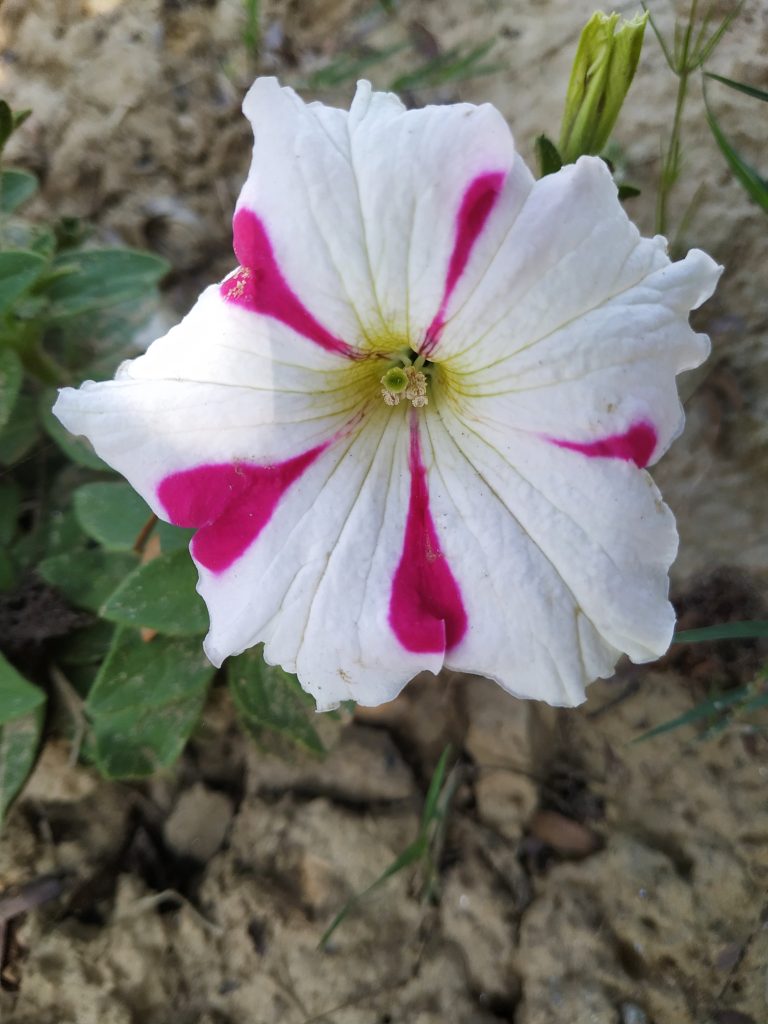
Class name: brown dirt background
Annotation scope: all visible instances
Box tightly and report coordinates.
[0,1,767,1022]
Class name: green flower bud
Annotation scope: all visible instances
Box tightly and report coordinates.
[559,10,648,165]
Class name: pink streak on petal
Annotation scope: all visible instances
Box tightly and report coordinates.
[222,207,357,359]
[423,171,506,356]
[389,419,468,654]
[550,420,657,468]
[157,445,327,573]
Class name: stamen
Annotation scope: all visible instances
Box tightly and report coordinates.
[380,363,430,409]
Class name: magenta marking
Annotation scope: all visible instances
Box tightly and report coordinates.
[221,207,356,359]
[550,420,658,468]
[157,445,326,573]
[423,171,506,355]
[389,420,468,654]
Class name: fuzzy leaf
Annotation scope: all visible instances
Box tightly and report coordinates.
[0,250,47,316]
[39,548,138,613]
[86,629,214,778]
[0,708,43,823]
[100,549,207,636]
[0,348,22,430]
[228,647,324,753]
[0,169,38,213]
[0,651,46,725]
[44,249,169,319]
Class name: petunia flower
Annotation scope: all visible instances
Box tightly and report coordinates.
[54,79,721,711]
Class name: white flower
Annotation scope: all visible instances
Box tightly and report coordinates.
[54,78,722,710]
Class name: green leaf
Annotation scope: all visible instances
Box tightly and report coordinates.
[74,481,153,551]
[0,217,55,258]
[100,549,207,636]
[86,629,214,778]
[38,548,138,613]
[535,134,563,178]
[0,169,38,213]
[0,101,12,152]
[617,183,641,200]
[0,348,22,430]
[0,708,43,823]
[705,71,768,103]
[0,651,46,725]
[228,648,324,753]
[38,389,111,471]
[705,95,768,211]
[44,249,169,319]
[0,394,40,466]
[0,250,47,316]
[55,619,117,667]
[0,480,20,547]
[673,620,768,643]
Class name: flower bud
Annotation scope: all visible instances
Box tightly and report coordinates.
[559,10,648,164]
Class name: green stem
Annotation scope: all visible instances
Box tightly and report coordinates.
[656,66,690,237]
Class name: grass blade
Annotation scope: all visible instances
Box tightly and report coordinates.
[705,71,768,102]
[705,95,768,211]
[633,686,750,742]
[674,620,768,643]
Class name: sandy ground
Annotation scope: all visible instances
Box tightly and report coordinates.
[0,0,767,1021]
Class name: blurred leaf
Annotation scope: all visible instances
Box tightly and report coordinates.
[12,110,31,130]
[38,548,138,613]
[705,71,768,102]
[617,183,641,200]
[0,394,39,466]
[706,94,768,211]
[0,169,38,213]
[39,390,111,471]
[0,101,12,152]
[243,0,261,55]
[0,651,46,724]
[229,648,324,753]
[306,43,407,90]
[74,481,152,551]
[100,549,207,636]
[0,348,22,430]
[43,507,87,558]
[55,619,117,667]
[535,135,563,178]
[0,550,16,591]
[390,39,501,92]
[44,249,169,319]
[0,707,43,823]
[674,620,768,642]
[157,522,194,554]
[0,480,20,546]
[86,628,214,778]
[1,217,55,258]
[0,250,47,316]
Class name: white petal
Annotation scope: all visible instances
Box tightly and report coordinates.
[199,408,443,709]
[434,157,685,362]
[236,78,531,344]
[422,403,678,706]
[53,286,361,519]
[452,248,721,465]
